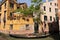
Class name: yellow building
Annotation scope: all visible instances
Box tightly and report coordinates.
[0,0,34,34]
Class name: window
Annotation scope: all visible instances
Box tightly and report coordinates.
[55,8,58,13]
[10,12,13,20]
[50,3,52,5]
[44,6,46,11]
[22,17,25,20]
[26,19,29,22]
[5,3,6,9]
[4,11,6,17]
[26,24,29,30]
[10,3,14,8]
[50,16,52,21]
[49,8,51,12]
[4,11,6,22]
[10,24,13,30]
[44,16,47,21]
[55,3,56,6]
[17,7,19,9]
[10,12,13,16]
[55,3,58,6]
[53,17,55,21]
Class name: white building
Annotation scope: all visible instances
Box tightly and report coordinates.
[41,0,58,23]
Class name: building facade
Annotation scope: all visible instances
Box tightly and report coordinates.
[0,0,57,35]
[41,0,58,23]
[58,0,60,19]
[58,0,60,31]
[0,0,34,34]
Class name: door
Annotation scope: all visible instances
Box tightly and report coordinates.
[34,21,39,33]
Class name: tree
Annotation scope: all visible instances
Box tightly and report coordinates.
[30,0,43,33]
[15,8,33,17]
[31,0,43,23]
[14,0,43,33]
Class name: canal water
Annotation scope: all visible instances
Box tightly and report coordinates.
[10,33,59,40]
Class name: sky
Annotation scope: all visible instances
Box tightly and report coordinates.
[17,0,46,6]
[0,0,47,6]
[17,0,31,7]
[0,0,31,6]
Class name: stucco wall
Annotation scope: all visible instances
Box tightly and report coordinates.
[41,0,58,23]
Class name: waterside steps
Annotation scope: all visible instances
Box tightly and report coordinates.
[9,33,50,38]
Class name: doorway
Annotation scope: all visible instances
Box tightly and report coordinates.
[34,21,39,33]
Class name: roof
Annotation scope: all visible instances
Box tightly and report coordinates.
[0,0,7,6]
[0,0,27,8]
[18,3,27,5]
[0,0,17,6]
